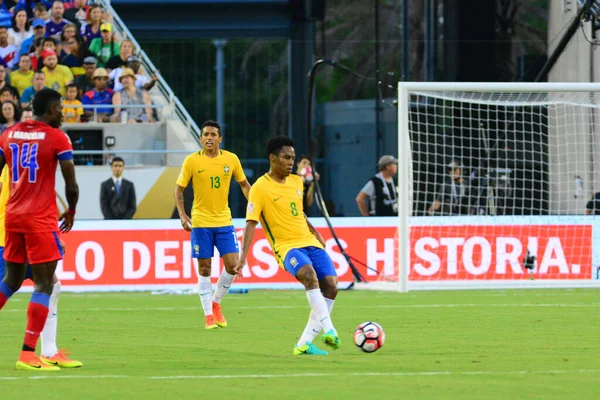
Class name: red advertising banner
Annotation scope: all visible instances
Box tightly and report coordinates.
[22,221,591,290]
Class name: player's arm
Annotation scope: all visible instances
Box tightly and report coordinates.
[238,179,251,200]
[174,157,193,231]
[236,185,264,275]
[236,220,258,276]
[305,214,326,247]
[59,158,79,232]
[233,156,251,200]
[306,181,315,208]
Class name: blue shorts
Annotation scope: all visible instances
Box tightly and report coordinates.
[191,226,239,259]
[0,247,33,281]
[283,246,337,281]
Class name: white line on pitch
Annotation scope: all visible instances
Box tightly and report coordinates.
[1,303,599,313]
[0,369,597,381]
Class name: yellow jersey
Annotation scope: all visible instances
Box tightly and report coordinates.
[9,70,34,96]
[246,173,322,266]
[176,149,246,228]
[62,99,83,123]
[42,65,74,96]
[0,166,8,247]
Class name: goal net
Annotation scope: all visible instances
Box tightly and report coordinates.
[360,82,600,291]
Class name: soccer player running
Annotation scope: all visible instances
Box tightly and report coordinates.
[174,120,251,330]
[236,136,340,355]
[0,88,79,371]
[0,167,82,368]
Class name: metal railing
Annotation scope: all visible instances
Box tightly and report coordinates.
[98,0,202,143]
[63,103,164,123]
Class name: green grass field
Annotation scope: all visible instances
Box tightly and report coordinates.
[0,289,598,399]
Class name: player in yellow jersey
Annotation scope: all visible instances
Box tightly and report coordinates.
[236,136,340,356]
[174,120,251,330]
[0,166,82,368]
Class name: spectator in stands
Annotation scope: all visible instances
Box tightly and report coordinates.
[0,100,20,132]
[82,67,112,122]
[0,26,18,70]
[60,35,91,74]
[9,53,33,96]
[296,155,319,211]
[62,82,81,122]
[110,55,156,92]
[20,105,32,121]
[356,155,398,216]
[20,70,45,107]
[64,0,87,30]
[45,0,73,38]
[28,36,44,70]
[80,4,102,43]
[88,22,118,67]
[0,65,16,93]
[19,17,44,56]
[585,192,600,215]
[105,38,133,72]
[428,161,472,216]
[100,156,137,220]
[0,85,18,104]
[74,54,94,96]
[41,49,72,95]
[59,22,77,44]
[111,68,154,123]
[32,2,49,20]
[8,9,32,49]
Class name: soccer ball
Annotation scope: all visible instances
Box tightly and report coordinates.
[353,322,385,353]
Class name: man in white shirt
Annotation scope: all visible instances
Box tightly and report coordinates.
[0,27,18,70]
[99,156,137,219]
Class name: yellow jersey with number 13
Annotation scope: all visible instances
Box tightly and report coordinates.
[246,173,322,267]
[176,149,246,228]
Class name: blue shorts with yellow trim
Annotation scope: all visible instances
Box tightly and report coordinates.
[283,246,336,280]
[191,226,239,259]
[0,247,33,280]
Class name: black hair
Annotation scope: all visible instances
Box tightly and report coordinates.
[11,9,31,33]
[65,82,77,91]
[201,120,221,134]
[297,155,311,164]
[22,106,32,113]
[266,135,294,158]
[33,3,47,13]
[43,37,58,46]
[0,100,21,124]
[32,88,62,117]
[111,156,125,165]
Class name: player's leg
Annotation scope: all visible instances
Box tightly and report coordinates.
[297,248,339,347]
[212,226,240,327]
[286,249,335,355]
[192,228,218,329]
[0,235,28,310]
[40,267,83,368]
[16,231,65,371]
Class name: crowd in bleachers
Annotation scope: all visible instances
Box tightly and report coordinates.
[0,0,158,129]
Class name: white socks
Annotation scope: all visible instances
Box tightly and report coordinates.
[41,281,60,358]
[213,270,235,304]
[305,289,335,334]
[198,276,213,316]
[297,296,335,347]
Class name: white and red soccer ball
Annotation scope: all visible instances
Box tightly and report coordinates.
[353,322,385,353]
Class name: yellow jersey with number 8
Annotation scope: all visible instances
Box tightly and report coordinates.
[176,150,246,228]
[246,173,322,266]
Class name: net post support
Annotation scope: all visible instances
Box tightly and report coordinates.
[398,83,410,293]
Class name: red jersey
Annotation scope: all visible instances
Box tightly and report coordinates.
[0,121,73,233]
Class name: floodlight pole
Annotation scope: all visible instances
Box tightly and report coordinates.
[535,0,594,82]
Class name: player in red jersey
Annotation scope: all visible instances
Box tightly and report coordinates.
[0,88,79,371]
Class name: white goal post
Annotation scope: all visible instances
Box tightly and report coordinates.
[360,82,600,292]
